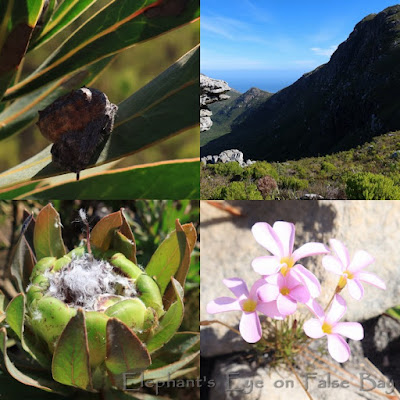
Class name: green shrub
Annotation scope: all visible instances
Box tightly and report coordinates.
[278,176,309,191]
[221,182,263,200]
[243,162,278,180]
[208,162,244,177]
[321,161,337,174]
[345,172,400,199]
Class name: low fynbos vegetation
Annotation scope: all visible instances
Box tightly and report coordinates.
[200,131,400,200]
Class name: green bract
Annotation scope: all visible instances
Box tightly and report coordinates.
[0,204,199,396]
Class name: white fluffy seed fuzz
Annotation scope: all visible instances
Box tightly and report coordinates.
[45,253,137,311]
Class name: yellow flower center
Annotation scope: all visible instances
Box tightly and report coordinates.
[337,270,354,289]
[280,256,295,276]
[242,299,257,312]
[322,322,333,334]
[280,287,290,296]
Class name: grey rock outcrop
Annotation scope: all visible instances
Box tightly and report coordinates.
[200,74,231,132]
[201,149,256,167]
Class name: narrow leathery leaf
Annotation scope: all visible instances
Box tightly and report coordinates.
[4,0,199,100]
[85,311,109,368]
[109,253,143,279]
[118,209,137,264]
[0,46,199,190]
[136,274,164,318]
[91,211,123,252]
[30,0,97,51]
[163,220,194,308]
[153,332,200,360]
[0,289,8,313]
[52,309,92,390]
[11,159,200,200]
[33,203,65,260]
[126,351,199,385]
[5,293,24,339]
[146,223,189,295]
[112,232,137,267]
[105,318,151,375]
[8,213,35,292]
[0,56,113,142]
[146,279,184,353]
[28,0,56,47]
[22,325,52,368]
[0,328,69,393]
[0,0,45,100]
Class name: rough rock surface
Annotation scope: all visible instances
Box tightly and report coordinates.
[200,201,400,358]
[201,149,255,167]
[203,314,400,400]
[200,74,231,132]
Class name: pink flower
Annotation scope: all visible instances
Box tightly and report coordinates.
[251,221,330,297]
[206,278,282,343]
[322,239,386,300]
[258,273,310,316]
[303,295,364,363]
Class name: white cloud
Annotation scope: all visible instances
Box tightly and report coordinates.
[310,45,338,56]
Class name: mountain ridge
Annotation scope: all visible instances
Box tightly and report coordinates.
[201,5,400,161]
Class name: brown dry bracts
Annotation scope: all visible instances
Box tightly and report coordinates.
[37,87,118,180]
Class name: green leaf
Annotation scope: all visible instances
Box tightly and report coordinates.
[0,56,114,142]
[126,351,199,385]
[5,293,24,339]
[0,45,199,191]
[33,203,65,260]
[5,0,200,100]
[105,318,151,379]
[0,0,45,100]
[30,0,97,51]
[0,328,70,394]
[146,221,192,295]
[387,306,400,320]
[117,209,137,264]
[52,309,92,390]
[90,210,123,252]
[163,221,196,307]
[146,279,184,353]
[7,213,36,292]
[0,289,8,314]
[9,159,200,199]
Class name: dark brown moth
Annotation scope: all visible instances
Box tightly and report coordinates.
[37,87,118,180]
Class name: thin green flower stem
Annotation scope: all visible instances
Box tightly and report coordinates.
[301,350,394,399]
[283,352,314,400]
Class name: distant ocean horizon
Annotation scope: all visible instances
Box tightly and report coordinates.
[202,69,312,94]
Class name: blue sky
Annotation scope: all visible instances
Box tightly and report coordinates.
[201,0,398,92]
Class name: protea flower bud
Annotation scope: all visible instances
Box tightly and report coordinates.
[0,204,198,395]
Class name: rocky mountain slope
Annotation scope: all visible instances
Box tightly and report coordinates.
[201,87,271,146]
[201,5,400,161]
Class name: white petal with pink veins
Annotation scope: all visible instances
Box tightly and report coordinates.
[357,272,386,290]
[273,221,295,256]
[326,295,347,324]
[333,322,364,340]
[327,334,351,363]
[252,222,283,257]
[207,297,242,314]
[329,239,350,267]
[239,311,262,343]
